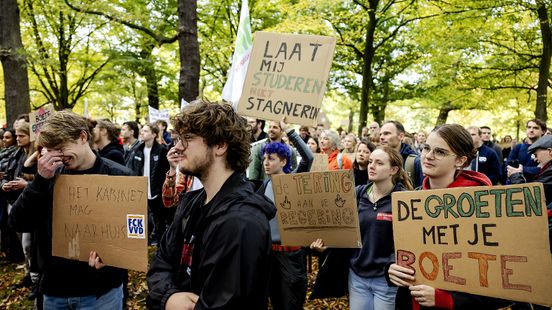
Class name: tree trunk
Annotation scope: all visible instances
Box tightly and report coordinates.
[138,41,160,109]
[0,0,30,126]
[178,0,199,103]
[358,0,379,136]
[435,105,453,127]
[536,0,551,121]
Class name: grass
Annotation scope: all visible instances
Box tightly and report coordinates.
[0,249,349,309]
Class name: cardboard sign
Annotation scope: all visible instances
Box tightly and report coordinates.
[310,154,329,172]
[392,183,552,306]
[272,170,361,248]
[29,104,54,142]
[148,106,170,123]
[52,175,148,272]
[237,32,336,126]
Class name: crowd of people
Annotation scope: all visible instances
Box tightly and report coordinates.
[0,100,550,310]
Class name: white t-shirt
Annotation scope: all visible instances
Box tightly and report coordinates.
[143,146,152,199]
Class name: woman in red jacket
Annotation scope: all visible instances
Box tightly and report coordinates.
[387,124,513,309]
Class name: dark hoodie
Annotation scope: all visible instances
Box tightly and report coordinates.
[400,142,417,161]
[98,140,125,165]
[147,172,276,310]
[350,182,407,278]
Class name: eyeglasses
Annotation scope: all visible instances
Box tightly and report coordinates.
[174,133,196,149]
[420,144,454,160]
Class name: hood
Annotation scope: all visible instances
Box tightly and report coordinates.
[422,170,491,189]
[205,172,276,221]
[400,143,417,159]
[100,140,124,153]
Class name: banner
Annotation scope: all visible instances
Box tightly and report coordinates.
[148,106,170,123]
[272,170,361,247]
[237,32,336,126]
[29,104,54,142]
[392,183,552,306]
[222,0,253,107]
[52,175,148,272]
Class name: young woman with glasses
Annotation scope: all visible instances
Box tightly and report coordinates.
[386,124,514,309]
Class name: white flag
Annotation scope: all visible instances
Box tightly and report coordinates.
[83,98,89,118]
[181,98,189,110]
[221,0,252,108]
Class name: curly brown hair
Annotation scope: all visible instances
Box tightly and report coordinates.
[172,100,251,173]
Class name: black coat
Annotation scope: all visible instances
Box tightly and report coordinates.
[98,140,125,165]
[9,155,133,297]
[147,172,276,310]
[125,141,169,198]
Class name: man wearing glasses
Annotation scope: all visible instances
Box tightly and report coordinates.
[507,118,546,181]
[147,100,276,310]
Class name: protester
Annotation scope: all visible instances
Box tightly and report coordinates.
[481,126,503,163]
[299,126,311,144]
[341,133,357,157]
[9,111,131,309]
[126,124,170,245]
[156,120,172,145]
[147,100,276,310]
[248,120,297,181]
[93,119,125,165]
[319,130,352,170]
[0,128,18,259]
[247,117,268,143]
[258,118,313,310]
[379,120,422,186]
[467,126,502,185]
[2,122,35,290]
[507,118,546,181]
[387,124,513,309]
[508,134,552,252]
[307,136,320,154]
[121,121,141,165]
[414,130,427,153]
[312,146,413,310]
[353,139,375,186]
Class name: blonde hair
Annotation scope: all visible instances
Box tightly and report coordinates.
[38,111,90,148]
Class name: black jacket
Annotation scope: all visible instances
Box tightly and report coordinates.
[9,155,133,297]
[1,147,28,204]
[125,141,169,197]
[147,172,276,310]
[98,140,125,165]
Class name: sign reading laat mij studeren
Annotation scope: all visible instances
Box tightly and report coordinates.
[237,32,336,126]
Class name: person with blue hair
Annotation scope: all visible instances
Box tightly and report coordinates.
[258,118,313,310]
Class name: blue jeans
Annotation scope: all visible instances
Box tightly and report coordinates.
[348,269,397,310]
[43,285,123,310]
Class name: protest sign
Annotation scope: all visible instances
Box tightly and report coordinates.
[29,104,54,142]
[52,175,148,272]
[237,32,336,126]
[392,183,552,306]
[148,106,170,123]
[310,154,328,172]
[272,170,361,248]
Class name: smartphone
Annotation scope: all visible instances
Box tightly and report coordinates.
[509,160,520,168]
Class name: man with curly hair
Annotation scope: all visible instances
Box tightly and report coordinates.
[147,100,276,310]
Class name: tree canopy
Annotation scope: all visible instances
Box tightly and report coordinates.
[0,0,550,137]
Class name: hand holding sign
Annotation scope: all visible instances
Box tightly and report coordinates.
[89,251,105,269]
[410,285,436,307]
[388,263,415,287]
